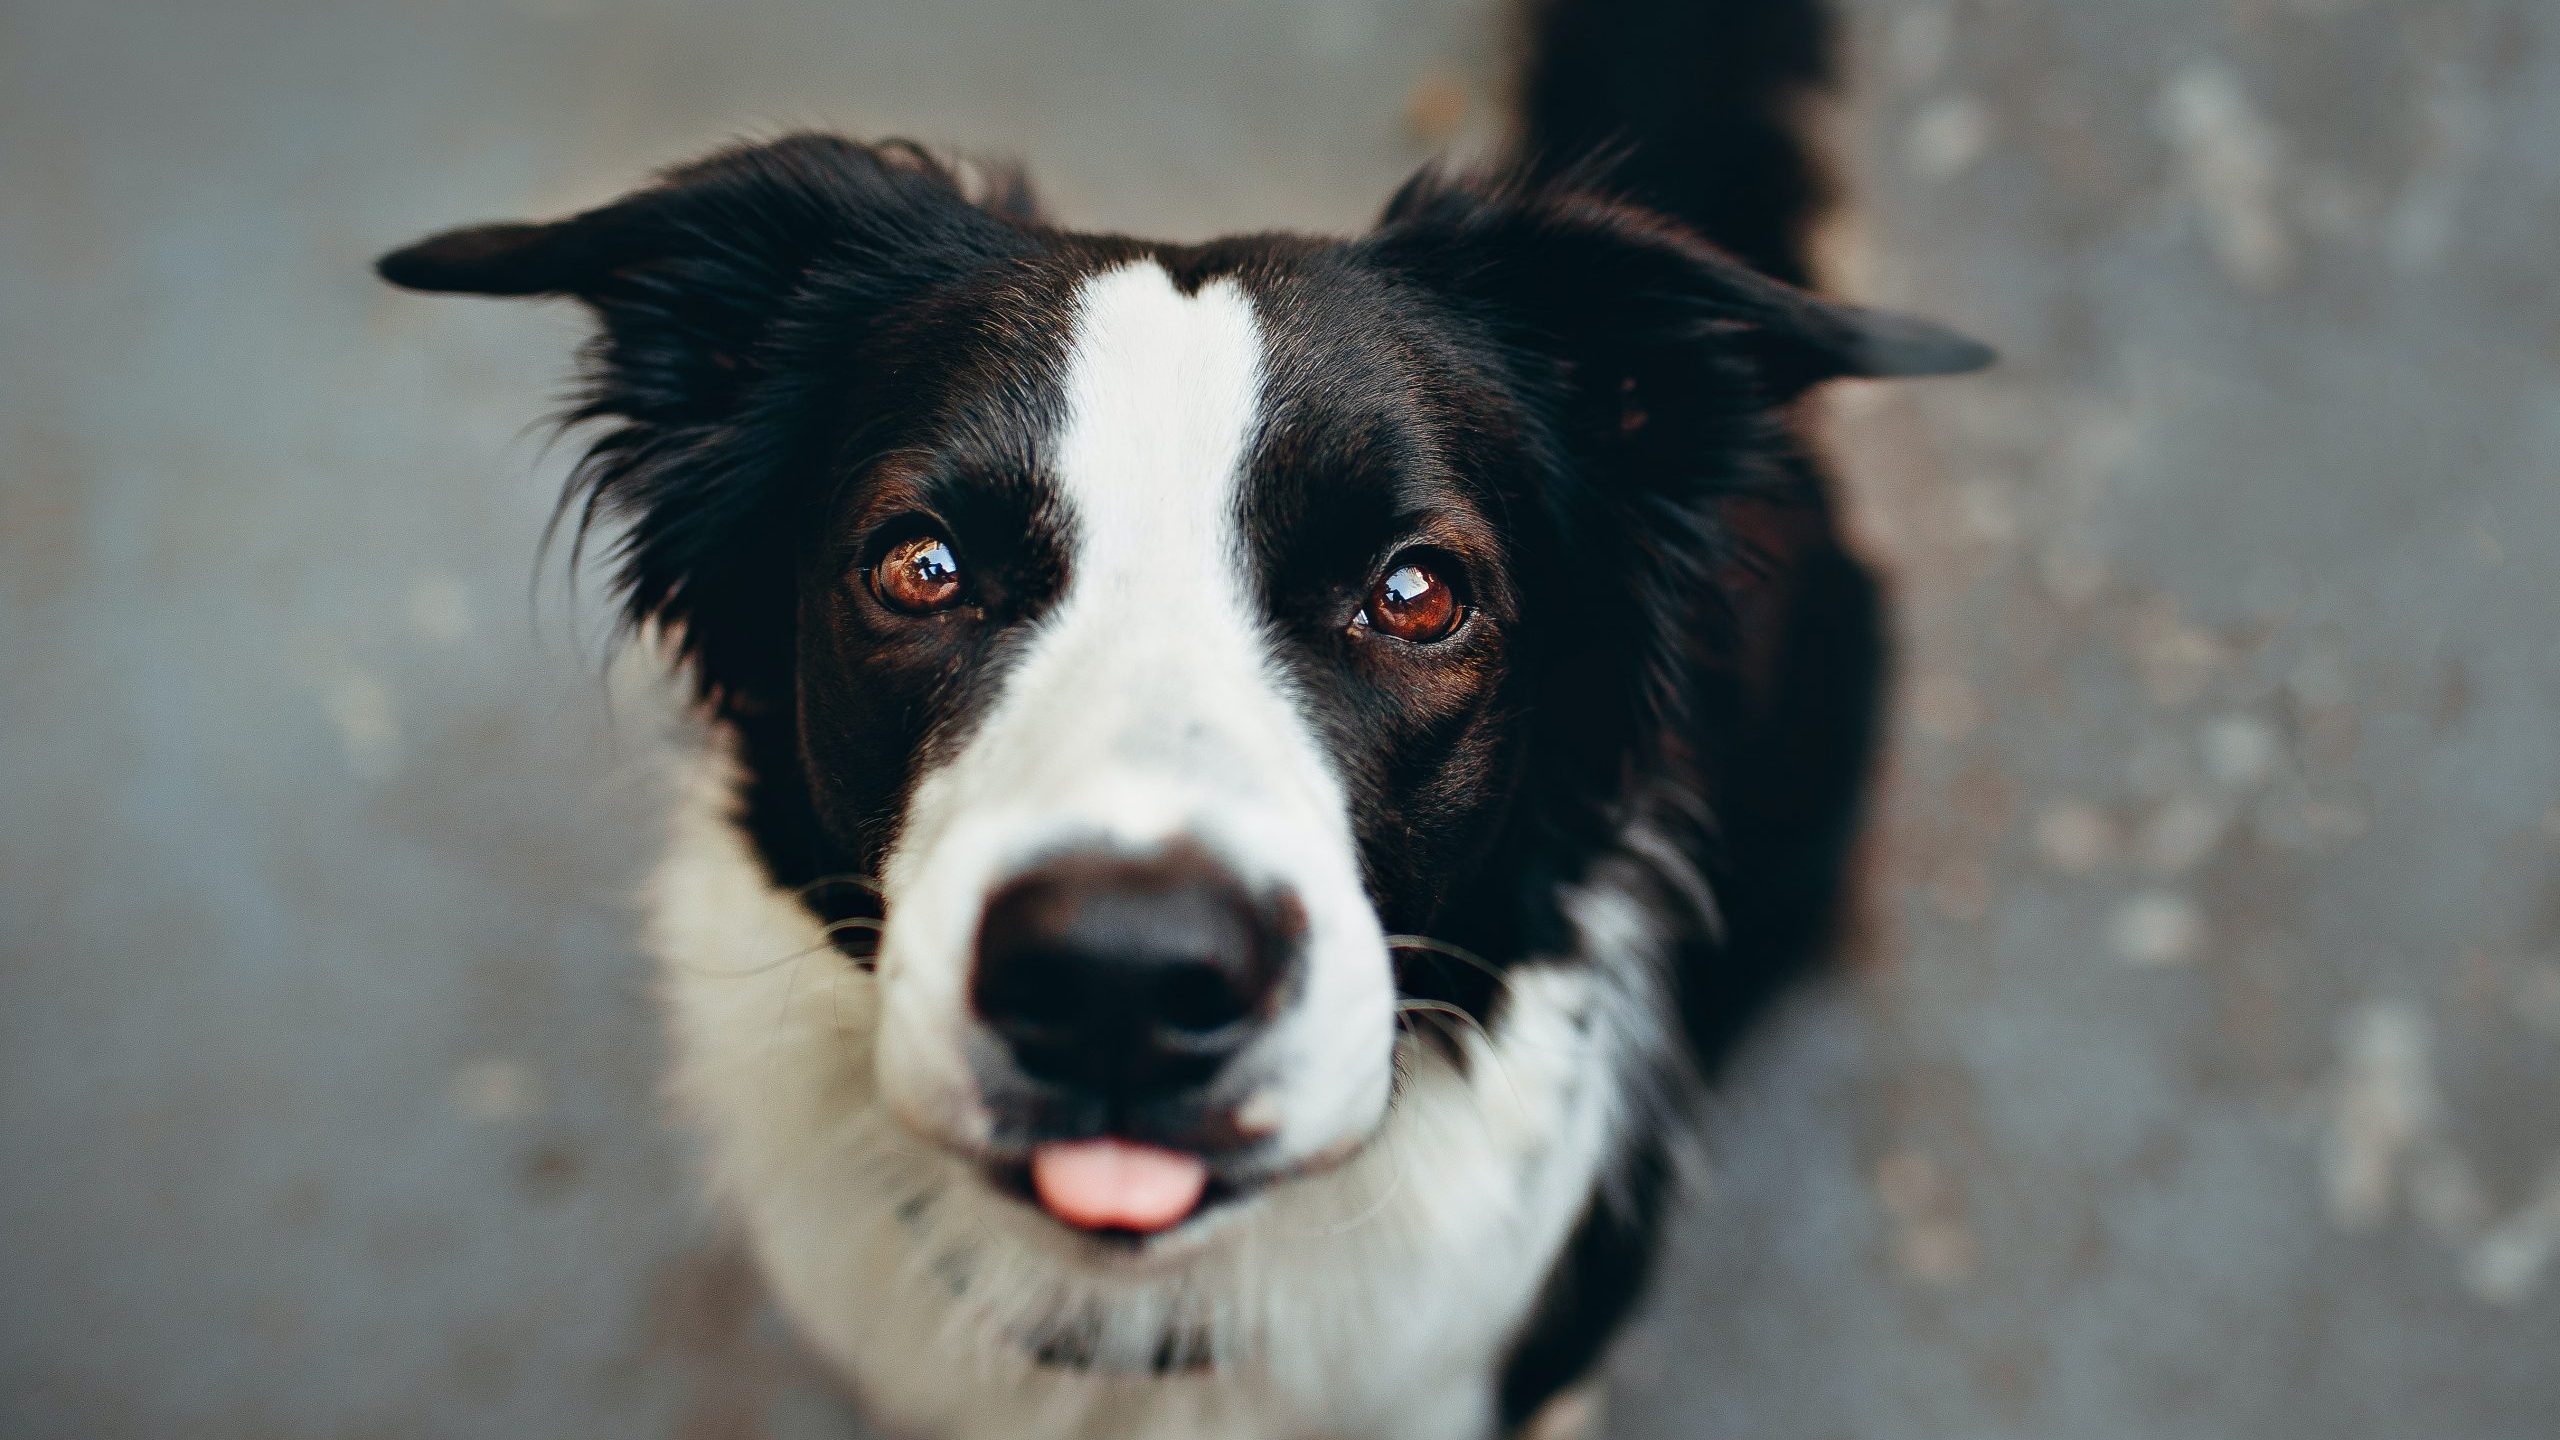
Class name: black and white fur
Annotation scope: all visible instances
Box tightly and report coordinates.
[378,3,1989,1435]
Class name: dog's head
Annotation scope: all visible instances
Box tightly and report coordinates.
[381,135,1986,1245]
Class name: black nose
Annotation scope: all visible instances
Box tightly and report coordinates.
[972,849,1299,1104]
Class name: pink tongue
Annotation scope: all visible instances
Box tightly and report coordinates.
[1029,1140,1210,1234]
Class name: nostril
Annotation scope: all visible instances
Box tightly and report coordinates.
[975,944,1083,1037]
[1153,960,1253,1038]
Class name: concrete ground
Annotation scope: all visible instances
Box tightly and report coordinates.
[4,1,2556,1436]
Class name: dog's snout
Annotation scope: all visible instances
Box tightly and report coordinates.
[972,850,1298,1101]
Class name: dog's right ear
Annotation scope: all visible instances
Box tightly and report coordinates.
[377,135,1033,699]
[1365,169,1993,398]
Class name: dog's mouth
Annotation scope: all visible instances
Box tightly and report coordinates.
[984,1140,1242,1242]
[1031,1139,1210,1232]
[968,1124,1380,1248]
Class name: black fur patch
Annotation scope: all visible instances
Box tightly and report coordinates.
[1516,0,1838,287]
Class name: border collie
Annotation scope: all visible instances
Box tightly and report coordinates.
[378,2,1988,1434]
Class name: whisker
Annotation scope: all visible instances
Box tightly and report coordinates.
[666,917,883,980]
[1395,997,1481,1023]
[1384,933,1510,998]
[1285,1016,1431,1241]
[762,929,829,1092]
[1388,935,1612,1058]
[1306,1108,1407,1238]
[1384,933,1500,973]
[776,937,812,1027]
[829,952,865,1069]
[667,942,829,979]
[1395,999,1532,1119]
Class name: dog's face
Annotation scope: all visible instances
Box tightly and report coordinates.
[809,253,1535,1221]
[381,137,1986,1246]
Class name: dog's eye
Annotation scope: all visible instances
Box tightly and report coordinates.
[1355,557,1464,644]
[872,533,966,614]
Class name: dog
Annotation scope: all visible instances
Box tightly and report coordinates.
[378,2,1988,1434]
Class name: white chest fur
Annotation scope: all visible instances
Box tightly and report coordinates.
[645,739,1665,1440]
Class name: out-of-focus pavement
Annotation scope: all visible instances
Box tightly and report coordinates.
[3,2,2556,1436]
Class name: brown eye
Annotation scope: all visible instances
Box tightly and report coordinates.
[1357,559,1464,644]
[871,533,965,614]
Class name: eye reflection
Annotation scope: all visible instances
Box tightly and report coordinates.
[1359,559,1463,644]
[873,533,966,614]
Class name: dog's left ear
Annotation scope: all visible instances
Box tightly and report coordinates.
[378,135,1031,430]
[376,135,1033,701]
[1361,171,1993,396]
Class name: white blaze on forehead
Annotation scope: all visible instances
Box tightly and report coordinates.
[1016,258,1349,864]
[886,257,1287,864]
[911,256,1338,840]
[1051,262,1265,587]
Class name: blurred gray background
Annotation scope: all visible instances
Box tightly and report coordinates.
[5,0,2558,1435]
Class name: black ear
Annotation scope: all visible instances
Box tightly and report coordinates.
[377,135,1033,700]
[377,220,592,295]
[1714,280,1998,384]
[379,135,1032,418]
[1355,171,1988,868]
[1364,170,1992,394]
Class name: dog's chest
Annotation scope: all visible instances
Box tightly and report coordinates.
[645,747,1648,1440]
